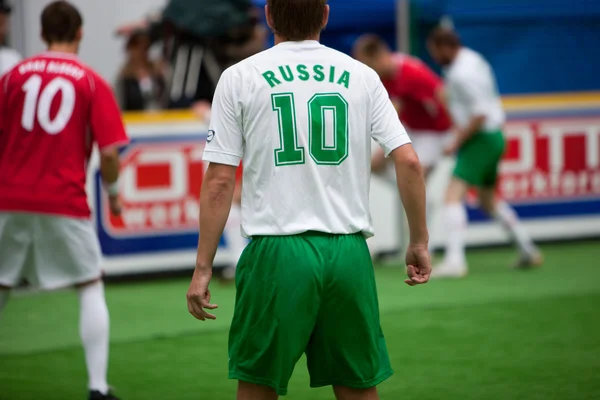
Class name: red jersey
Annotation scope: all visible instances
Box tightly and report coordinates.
[382,54,452,133]
[0,52,128,218]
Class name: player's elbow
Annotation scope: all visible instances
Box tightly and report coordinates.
[100,147,120,166]
[99,147,121,181]
[391,144,421,173]
[204,163,237,193]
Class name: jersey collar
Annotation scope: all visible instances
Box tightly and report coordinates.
[275,40,323,51]
[40,51,80,60]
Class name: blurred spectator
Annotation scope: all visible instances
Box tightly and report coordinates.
[116,0,266,110]
[0,0,21,75]
[116,30,165,111]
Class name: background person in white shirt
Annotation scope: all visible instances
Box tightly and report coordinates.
[0,1,21,76]
[427,26,542,278]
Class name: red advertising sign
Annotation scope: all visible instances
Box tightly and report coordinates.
[499,117,600,202]
[101,141,205,236]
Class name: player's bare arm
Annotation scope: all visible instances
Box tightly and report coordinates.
[100,147,122,217]
[390,144,431,286]
[445,114,485,155]
[187,162,237,321]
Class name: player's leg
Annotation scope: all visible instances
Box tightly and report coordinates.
[0,213,33,316]
[433,133,496,278]
[478,188,542,268]
[306,233,392,395]
[76,278,111,397]
[411,132,449,248]
[33,215,116,399]
[476,130,542,268]
[431,177,469,277]
[229,233,323,397]
[237,381,278,400]
[333,386,379,400]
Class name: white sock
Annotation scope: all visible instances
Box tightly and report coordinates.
[78,282,110,394]
[494,201,537,256]
[443,203,468,267]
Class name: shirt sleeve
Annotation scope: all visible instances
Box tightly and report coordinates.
[89,73,129,151]
[202,68,244,166]
[368,69,411,156]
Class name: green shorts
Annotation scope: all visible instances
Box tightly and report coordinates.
[228,232,392,396]
[454,130,506,187]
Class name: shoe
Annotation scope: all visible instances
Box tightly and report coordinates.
[89,390,120,400]
[512,251,543,270]
[430,262,468,279]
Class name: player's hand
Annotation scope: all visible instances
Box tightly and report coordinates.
[108,195,122,217]
[444,140,460,156]
[192,100,212,121]
[187,267,218,321]
[404,244,431,286]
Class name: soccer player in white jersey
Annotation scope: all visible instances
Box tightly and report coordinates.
[427,27,543,278]
[186,1,431,399]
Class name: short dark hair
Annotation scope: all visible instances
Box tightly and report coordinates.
[428,26,461,48]
[41,1,83,44]
[0,0,12,15]
[267,0,327,41]
[353,34,389,58]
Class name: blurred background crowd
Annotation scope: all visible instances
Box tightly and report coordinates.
[4,0,598,113]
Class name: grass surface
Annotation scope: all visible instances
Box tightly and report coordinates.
[1,241,600,399]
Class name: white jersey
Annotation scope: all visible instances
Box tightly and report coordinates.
[203,40,410,238]
[444,47,505,132]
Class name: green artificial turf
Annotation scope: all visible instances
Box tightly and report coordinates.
[1,241,599,400]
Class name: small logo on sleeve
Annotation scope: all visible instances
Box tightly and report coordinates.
[207,130,216,143]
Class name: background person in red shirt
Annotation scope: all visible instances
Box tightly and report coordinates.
[353,34,452,181]
[0,2,127,399]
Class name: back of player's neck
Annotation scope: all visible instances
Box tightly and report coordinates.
[274,34,320,45]
[47,43,78,55]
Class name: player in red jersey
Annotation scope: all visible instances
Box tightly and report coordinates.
[354,35,452,253]
[0,2,127,399]
[354,34,452,181]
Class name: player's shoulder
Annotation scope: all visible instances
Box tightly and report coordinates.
[455,48,489,72]
[18,52,105,88]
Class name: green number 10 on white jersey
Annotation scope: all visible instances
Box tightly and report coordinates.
[272,92,349,166]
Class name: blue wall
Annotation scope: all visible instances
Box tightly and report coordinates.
[252,0,600,95]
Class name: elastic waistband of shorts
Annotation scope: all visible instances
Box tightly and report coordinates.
[476,129,504,136]
[251,230,364,239]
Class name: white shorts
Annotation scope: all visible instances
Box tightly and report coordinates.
[410,130,452,168]
[0,212,102,289]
